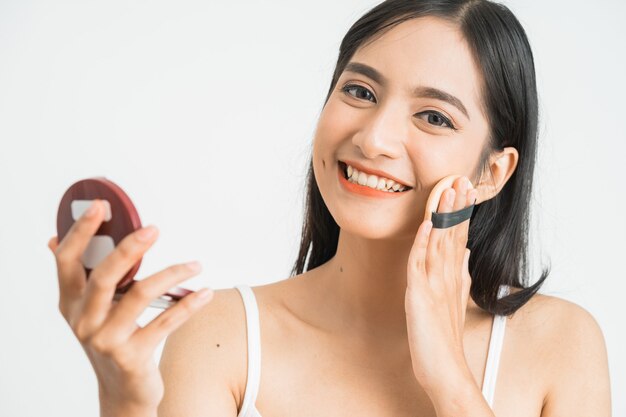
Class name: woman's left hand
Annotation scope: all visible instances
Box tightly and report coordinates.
[405,175,479,401]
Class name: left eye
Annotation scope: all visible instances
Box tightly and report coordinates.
[416,111,455,129]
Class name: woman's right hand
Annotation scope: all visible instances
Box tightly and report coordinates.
[48,200,214,417]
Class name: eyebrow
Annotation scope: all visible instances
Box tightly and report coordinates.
[343,61,470,120]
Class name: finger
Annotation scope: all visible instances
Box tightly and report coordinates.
[407,220,433,291]
[50,235,78,319]
[54,200,105,298]
[428,186,462,332]
[48,236,59,252]
[448,180,472,315]
[460,187,478,255]
[129,288,214,352]
[98,261,203,340]
[467,187,478,206]
[451,177,472,258]
[55,200,104,263]
[452,176,469,212]
[436,187,456,214]
[79,225,159,330]
[460,249,472,325]
[447,181,473,327]
[427,188,456,280]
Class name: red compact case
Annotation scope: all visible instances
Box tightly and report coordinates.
[56,177,192,309]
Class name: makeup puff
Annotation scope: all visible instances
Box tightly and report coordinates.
[424,175,476,229]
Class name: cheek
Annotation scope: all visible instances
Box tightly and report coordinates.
[406,137,484,190]
[312,99,351,167]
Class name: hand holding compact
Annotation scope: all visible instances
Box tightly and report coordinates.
[405,175,478,402]
[49,179,214,415]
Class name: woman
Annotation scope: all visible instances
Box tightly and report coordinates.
[48,0,611,416]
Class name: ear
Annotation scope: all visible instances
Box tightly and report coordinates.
[474,147,518,204]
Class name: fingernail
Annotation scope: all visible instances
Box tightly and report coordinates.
[136,225,157,242]
[185,261,202,273]
[84,200,99,218]
[196,288,213,300]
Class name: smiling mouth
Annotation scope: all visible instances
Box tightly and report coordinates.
[338,161,412,193]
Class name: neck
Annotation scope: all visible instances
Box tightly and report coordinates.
[311,228,414,342]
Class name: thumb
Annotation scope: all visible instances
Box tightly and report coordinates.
[48,236,59,253]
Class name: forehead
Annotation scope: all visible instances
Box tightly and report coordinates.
[348,16,484,118]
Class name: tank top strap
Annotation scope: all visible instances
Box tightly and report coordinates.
[481,284,511,408]
[233,284,508,412]
[234,285,262,417]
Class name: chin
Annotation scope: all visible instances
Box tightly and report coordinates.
[312,155,423,241]
[331,207,420,241]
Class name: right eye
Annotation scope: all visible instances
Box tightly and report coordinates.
[342,84,377,103]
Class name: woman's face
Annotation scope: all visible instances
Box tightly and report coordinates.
[312,16,491,240]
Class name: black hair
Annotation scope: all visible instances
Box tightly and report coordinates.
[290,0,549,316]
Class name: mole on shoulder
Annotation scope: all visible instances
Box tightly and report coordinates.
[340,266,343,272]
[216,344,220,347]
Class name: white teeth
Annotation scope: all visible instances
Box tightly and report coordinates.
[366,175,378,188]
[344,163,408,192]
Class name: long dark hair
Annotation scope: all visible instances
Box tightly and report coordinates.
[290,0,549,316]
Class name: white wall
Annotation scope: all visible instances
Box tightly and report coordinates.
[1,0,624,415]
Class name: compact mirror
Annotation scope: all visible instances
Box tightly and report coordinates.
[56,177,192,308]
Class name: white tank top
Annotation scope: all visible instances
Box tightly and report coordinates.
[234,284,510,417]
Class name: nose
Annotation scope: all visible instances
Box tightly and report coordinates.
[351,102,406,159]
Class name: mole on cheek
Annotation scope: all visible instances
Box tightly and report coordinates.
[340,266,343,273]
[216,344,220,348]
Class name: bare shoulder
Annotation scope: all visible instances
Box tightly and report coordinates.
[508,291,607,353]
[158,287,249,417]
[507,290,611,416]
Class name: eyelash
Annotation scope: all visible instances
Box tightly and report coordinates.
[341,84,458,131]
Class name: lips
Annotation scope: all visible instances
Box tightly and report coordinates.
[339,160,413,190]
[337,164,412,200]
